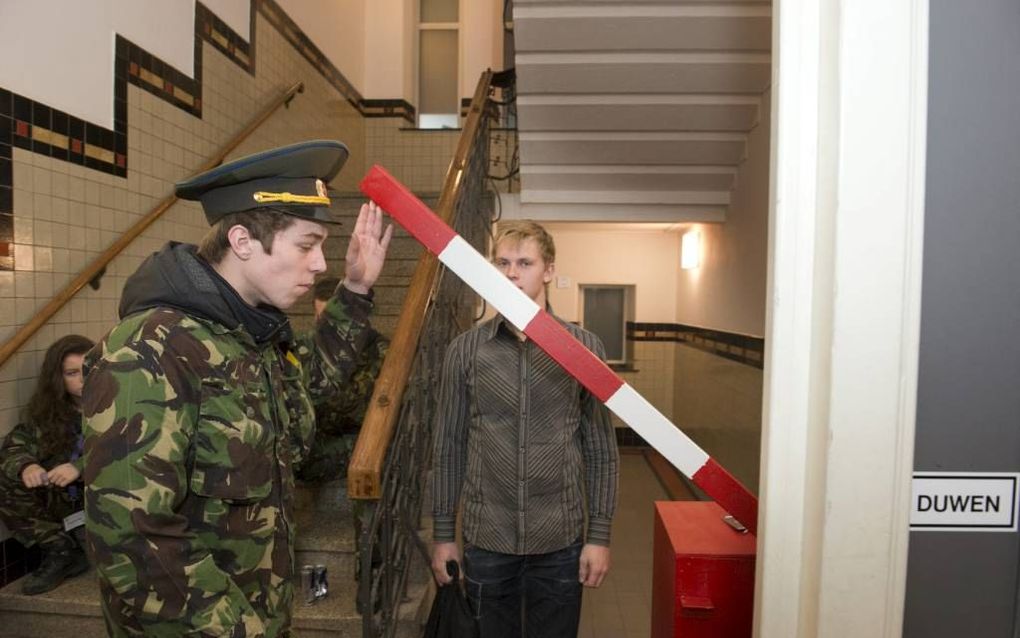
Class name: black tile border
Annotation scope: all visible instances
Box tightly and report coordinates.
[256,1,416,124]
[3,2,255,184]
[198,1,256,76]
[257,0,362,111]
[628,322,765,369]
[360,98,416,123]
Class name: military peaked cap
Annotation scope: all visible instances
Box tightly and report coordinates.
[175,139,349,224]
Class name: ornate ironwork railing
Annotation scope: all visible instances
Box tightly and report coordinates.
[351,69,516,637]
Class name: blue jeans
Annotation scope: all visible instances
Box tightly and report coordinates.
[462,539,583,638]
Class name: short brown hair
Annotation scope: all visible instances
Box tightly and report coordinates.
[197,208,297,263]
[492,220,555,265]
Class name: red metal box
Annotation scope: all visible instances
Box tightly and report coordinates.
[651,501,757,638]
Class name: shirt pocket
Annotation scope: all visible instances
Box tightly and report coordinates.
[190,378,274,503]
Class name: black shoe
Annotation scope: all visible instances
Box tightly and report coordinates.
[21,545,89,596]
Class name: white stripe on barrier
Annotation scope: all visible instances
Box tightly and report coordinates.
[605,384,710,478]
[438,235,541,331]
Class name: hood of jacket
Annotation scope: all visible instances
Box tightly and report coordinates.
[119,242,292,344]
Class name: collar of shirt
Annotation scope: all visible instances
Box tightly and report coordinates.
[485,305,561,343]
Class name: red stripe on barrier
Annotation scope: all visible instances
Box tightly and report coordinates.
[360,164,457,255]
[360,165,758,529]
[524,312,624,403]
[692,458,759,535]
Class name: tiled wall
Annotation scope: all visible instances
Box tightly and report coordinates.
[366,118,460,194]
[615,327,763,495]
[0,4,459,554]
[0,10,367,440]
[615,340,677,428]
[673,344,763,495]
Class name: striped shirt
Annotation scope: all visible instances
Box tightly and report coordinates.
[432,314,619,555]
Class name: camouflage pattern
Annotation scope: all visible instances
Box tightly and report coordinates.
[82,287,375,638]
[0,419,83,549]
[294,331,388,483]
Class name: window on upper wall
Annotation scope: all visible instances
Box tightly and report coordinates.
[580,284,635,366]
[418,0,459,129]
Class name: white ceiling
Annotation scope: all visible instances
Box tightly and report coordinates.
[512,0,772,222]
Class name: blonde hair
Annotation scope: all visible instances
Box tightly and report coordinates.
[492,220,555,265]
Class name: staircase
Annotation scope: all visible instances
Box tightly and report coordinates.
[0,481,431,637]
[289,193,435,339]
[0,193,439,636]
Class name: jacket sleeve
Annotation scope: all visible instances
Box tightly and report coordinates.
[577,335,620,547]
[82,328,266,638]
[431,339,470,543]
[0,422,42,482]
[297,285,377,406]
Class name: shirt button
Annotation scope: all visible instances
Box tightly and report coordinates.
[246,407,255,417]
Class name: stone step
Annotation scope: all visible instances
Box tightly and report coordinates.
[0,565,368,637]
[294,482,358,586]
[0,557,419,637]
[0,567,106,638]
[0,483,430,637]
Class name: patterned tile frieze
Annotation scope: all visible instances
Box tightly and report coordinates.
[0,0,412,270]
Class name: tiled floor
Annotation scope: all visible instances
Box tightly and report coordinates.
[578,450,692,638]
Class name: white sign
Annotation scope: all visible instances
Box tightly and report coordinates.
[911,472,1020,532]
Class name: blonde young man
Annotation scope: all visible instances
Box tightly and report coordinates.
[430,220,619,638]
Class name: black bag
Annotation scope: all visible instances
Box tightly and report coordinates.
[423,560,480,638]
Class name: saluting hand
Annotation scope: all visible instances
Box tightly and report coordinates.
[343,201,393,295]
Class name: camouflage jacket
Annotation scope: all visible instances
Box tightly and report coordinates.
[83,243,375,638]
[0,414,84,482]
[295,329,388,439]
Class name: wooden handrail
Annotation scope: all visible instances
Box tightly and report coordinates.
[0,82,305,369]
[348,70,494,500]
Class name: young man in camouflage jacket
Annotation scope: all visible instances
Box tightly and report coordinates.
[82,141,392,637]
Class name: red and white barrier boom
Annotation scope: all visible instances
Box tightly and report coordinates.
[361,165,759,535]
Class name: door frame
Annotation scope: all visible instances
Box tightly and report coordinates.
[757,1,929,635]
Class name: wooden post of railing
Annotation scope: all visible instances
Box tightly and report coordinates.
[348,70,494,500]
[0,82,305,369]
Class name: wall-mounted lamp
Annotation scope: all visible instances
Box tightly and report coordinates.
[681,230,701,270]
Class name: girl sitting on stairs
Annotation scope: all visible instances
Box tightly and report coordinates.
[0,334,93,595]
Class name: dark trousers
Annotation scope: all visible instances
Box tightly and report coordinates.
[463,539,583,638]
[0,470,79,549]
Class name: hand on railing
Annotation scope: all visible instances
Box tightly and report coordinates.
[343,201,394,295]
